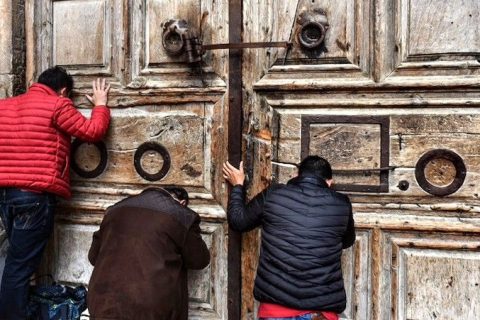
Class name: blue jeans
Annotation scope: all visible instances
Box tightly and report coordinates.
[0,188,55,320]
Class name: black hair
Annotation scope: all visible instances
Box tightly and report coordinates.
[37,66,74,94]
[298,155,332,180]
[163,186,189,206]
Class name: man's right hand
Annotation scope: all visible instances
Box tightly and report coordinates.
[86,78,110,106]
[223,161,245,186]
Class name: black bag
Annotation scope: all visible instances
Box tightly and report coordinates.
[27,276,87,320]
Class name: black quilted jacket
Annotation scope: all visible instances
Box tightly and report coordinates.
[227,174,355,313]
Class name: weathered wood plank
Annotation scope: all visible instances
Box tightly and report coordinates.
[389,233,480,319]
[241,1,298,316]
[0,75,12,98]
[401,251,480,320]
[391,114,480,135]
[0,0,11,74]
[266,96,480,108]
[72,107,207,187]
[405,0,480,56]
[53,1,107,66]
[241,137,273,319]
[341,230,372,320]
[389,167,479,198]
[390,135,480,168]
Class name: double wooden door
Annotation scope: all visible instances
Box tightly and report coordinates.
[25,0,480,319]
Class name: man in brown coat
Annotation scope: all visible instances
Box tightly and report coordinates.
[87,187,210,320]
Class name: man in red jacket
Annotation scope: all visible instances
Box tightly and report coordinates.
[0,66,111,319]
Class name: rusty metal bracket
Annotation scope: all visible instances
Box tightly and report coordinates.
[271,161,396,174]
[161,19,291,63]
[333,167,397,174]
[203,41,292,51]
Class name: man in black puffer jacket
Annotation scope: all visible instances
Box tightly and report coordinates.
[223,156,355,320]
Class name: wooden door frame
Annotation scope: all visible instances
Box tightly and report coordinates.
[227,0,243,319]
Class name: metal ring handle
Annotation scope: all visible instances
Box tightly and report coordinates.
[415,149,466,197]
[134,142,171,181]
[298,21,326,49]
[162,28,185,55]
[70,139,108,179]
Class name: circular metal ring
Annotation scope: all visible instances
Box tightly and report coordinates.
[134,142,171,181]
[415,149,466,197]
[70,139,108,179]
[298,21,326,49]
[162,29,185,55]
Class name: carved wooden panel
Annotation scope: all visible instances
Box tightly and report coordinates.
[302,116,389,192]
[71,104,212,190]
[389,113,480,198]
[380,232,480,320]
[381,0,480,83]
[188,223,227,320]
[286,0,369,65]
[53,1,107,66]
[341,230,372,320]
[272,112,390,192]
[33,0,124,87]
[243,1,480,319]
[272,109,480,198]
[130,0,228,89]
[253,0,374,90]
[404,1,479,56]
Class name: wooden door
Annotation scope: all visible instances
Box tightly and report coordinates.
[25,0,236,319]
[241,0,480,319]
[19,0,480,319]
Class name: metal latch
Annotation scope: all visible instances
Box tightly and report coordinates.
[272,161,396,174]
[202,41,291,51]
[162,19,291,63]
[333,167,397,174]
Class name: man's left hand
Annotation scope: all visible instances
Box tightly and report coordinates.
[223,161,245,186]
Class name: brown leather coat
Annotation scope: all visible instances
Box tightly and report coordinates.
[87,189,210,320]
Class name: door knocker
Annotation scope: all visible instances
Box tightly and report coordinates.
[296,9,329,51]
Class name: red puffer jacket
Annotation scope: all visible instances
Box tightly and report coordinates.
[0,83,110,198]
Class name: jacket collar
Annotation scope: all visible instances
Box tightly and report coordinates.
[28,83,59,96]
[287,174,329,189]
